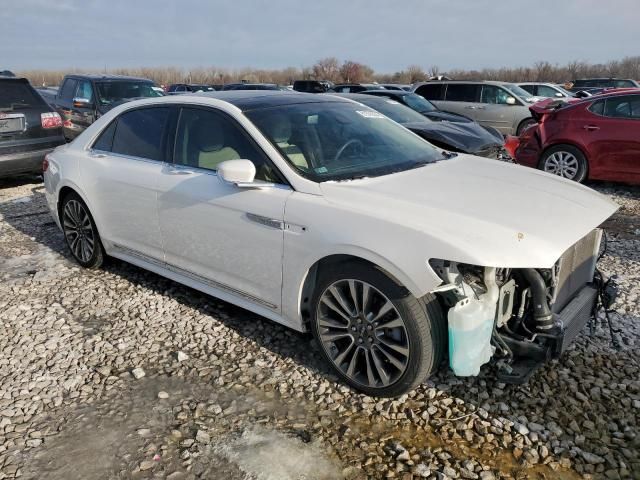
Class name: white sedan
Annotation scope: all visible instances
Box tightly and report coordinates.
[43,91,617,397]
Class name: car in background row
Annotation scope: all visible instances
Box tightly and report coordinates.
[518,83,575,99]
[51,74,164,140]
[359,89,485,124]
[413,80,542,135]
[331,83,387,93]
[332,93,506,158]
[222,83,279,91]
[293,80,334,93]
[166,84,220,94]
[568,78,640,94]
[379,84,412,91]
[510,90,640,184]
[0,76,65,178]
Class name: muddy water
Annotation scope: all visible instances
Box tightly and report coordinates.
[22,372,581,480]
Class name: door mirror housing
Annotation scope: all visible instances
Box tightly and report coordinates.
[555,92,565,98]
[217,159,274,188]
[73,97,94,109]
[506,96,517,105]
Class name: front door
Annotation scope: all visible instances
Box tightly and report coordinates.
[476,85,518,134]
[157,106,292,311]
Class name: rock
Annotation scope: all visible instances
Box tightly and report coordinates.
[195,430,210,444]
[139,460,155,471]
[176,351,189,362]
[157,391,169,399]
[396,450,410,462]
[581,451,605,464]
[527,422,544,433]
[479,472,496,480]
[513,423,529,435]
[131,368,146,380]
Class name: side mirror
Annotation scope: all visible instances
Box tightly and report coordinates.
[73,97,93,109]
[555,92,564,98]
[506,96,517,105]
[217,159,275,189]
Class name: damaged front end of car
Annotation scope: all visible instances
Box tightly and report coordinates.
[429,228,611,383]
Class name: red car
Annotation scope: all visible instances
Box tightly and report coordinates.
[509,90,640,184]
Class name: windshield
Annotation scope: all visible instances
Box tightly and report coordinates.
[401,93,437,113]
[246,101,444,182]
[503,84,537,101]
[357,97,430,124]
[95,81,163,105]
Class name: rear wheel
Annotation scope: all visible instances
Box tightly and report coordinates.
[310,262,446,397]
[516,118,536,136]
[539,145,588,183]
[60,192,105,269]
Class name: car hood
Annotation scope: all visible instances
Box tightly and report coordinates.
[403,121,503,154]
[319,155,618,269]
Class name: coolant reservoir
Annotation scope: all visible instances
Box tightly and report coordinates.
[447,268,499,376]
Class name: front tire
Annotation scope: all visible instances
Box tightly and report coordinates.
[538,145,588,183]
[60,192,105,269]
[310,262,446,397]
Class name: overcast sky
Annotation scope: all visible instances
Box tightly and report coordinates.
[2,0,639,73]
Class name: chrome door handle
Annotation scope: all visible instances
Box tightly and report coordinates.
[583,125,600,131]
[168,168,194,175]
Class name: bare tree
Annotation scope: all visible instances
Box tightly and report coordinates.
[312,57,340,82]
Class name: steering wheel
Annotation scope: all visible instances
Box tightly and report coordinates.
[334,139,365,162]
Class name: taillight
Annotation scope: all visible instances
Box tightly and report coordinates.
[42,154,50,172]
[41,112,63,129]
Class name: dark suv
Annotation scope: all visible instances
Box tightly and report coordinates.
[52,74,163,140]
[569,78,640,94]
[0,76,65,178]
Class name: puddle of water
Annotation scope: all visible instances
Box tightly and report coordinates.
[213,426,342,480]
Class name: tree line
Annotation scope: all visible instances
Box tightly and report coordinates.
[18,56,640,87]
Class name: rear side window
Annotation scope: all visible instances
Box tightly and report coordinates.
[112,107,170,161]
[445,84,480,102]
[92,120,117,151]
[603,95,640,119]
[414,83,445,100]
[59,79,77,100]
[0,81,45,109]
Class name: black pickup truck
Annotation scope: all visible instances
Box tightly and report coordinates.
[51,74,164,140]
[0,76,65,178]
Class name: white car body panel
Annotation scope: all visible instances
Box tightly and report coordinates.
[44,95,618,334]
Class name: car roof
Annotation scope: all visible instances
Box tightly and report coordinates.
[414,80,511,86]
[518,82,557,86]
[194,90,350,110]
[65,73,154,82]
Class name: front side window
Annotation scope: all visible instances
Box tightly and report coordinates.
[173,107,281,182]
[480,85,511,104]
[603,95,640,119]
[75,80,94,102]
[444,84,479,102]
[519,85,536,95]
[111,107,169,161]
[246,101,445,182]
[95,81,163,106]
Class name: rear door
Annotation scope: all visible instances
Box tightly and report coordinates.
[0,78,63,172]
[582,95,640,180]
[84,106,171,261]
[438,83,481,118]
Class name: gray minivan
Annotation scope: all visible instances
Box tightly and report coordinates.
[412,81,540,135]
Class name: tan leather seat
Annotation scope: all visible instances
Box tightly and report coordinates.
[188,120,239,170]
[265,114,308,168]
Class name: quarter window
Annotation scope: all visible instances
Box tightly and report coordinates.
[59,79,78,101]
[445,84,480,102]
[92,120,117,151]
[414,83,445,100]
[111,107,170,161]
[174,107,281,182]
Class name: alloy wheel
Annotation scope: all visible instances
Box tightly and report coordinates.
[316,279,410,388]
[543,151,579,179]
[62,199,95,263]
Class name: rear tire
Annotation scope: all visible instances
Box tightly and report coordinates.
[60,192,105,269]
[310,261,446,397]
[538,145,588,183]
[516,118,536,136]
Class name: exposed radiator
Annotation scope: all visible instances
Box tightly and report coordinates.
[551,229,601,313]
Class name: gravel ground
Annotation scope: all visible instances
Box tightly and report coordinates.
[0,175,638,480]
